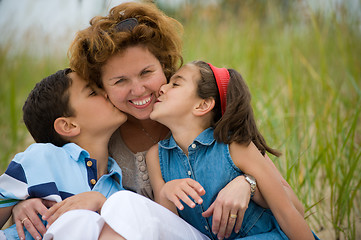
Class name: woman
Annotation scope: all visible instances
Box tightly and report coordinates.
[12,2,303,240]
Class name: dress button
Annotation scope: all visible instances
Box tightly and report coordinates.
[142,174,149,180]
[139,165,146,172]
[137,155,143,162]
[204,226,208,230]
[87,161,93,167]
[187,171,192,176]
[90,179,96,185]
[191,143,196,149]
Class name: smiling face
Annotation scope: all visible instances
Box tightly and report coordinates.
[67,72,127,136]
[101,45,167,120]
[150,64,203,126]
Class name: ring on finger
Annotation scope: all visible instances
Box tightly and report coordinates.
[229,213,237,219]
[21,217,29,225]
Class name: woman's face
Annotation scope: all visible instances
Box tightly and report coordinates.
[101,45,167,120]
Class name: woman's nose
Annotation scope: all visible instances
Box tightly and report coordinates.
[130,81,146,96]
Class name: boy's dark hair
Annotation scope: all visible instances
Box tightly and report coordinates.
[23,68,74,147]
[192,61,281,157]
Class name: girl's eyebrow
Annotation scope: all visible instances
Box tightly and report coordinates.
[171,75,185,81]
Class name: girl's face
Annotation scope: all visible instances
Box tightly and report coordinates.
[150,64,202,125]
[101,45,167,120]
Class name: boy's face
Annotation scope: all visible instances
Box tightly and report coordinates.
[67,72,127,136]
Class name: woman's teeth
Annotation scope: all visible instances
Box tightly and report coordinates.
[131,96,151,106]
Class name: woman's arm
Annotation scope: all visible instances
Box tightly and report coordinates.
[230,141,314,240]
[0,206,13,228]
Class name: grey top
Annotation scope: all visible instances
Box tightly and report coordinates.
[108,129,154,200]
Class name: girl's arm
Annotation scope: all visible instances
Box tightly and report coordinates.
[146,145,178,214]
[263,154,305,216]
[230,141,314,240]
[146,145,205,214]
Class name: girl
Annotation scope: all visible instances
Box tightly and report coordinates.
[147,61,319,240]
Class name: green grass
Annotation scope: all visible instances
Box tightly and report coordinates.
[1,1,360,239]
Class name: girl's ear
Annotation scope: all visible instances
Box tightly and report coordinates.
[194,98,215,116]
[54,117,80,138]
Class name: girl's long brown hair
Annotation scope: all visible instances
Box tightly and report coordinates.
[193,61,281,157]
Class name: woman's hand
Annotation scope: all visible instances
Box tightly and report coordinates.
[42,191,106,227]
[202,175,251,240]
[13,198,56,240]
[160,178,205,210]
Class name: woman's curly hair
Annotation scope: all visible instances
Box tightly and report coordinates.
[68,2,183,87]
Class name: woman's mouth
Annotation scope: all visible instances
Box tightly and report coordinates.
[129,95,153,109]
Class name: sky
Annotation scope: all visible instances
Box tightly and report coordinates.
[0,0,359,57]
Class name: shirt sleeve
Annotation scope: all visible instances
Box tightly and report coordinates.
[0,143,64,208]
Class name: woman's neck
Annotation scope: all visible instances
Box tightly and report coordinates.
[119,115,170,153]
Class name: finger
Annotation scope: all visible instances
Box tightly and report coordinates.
[42,199,56,208]
[217,206,229,240]
[46,203,71,226]
[167,194,185,210]
[182,184,203,205]
[15,218,26,240]
[22,217,42,240]
[202,202,214,218]
[225,211,237,238]
[43,201,63,220]
[211,202,222,235]
[176,190,196,209]
[25,208,47,236]
[186,179,205,196]
[234,209,245,234]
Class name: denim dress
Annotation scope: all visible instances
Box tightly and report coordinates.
[158,128,289,240]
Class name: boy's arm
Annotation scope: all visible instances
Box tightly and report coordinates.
[230,141,314,240]
[146,145,178,214]
[0,205,14,228]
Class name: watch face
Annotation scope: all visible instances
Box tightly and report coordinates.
[246,175,256,184]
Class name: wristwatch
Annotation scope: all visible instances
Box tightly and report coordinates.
[244,174,256,198]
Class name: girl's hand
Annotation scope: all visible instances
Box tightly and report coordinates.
[42,191,106,227]
[202,175,251,240]
[160,178,205,210]
[13,198,56,240]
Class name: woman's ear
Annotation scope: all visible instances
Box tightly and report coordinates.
[54,117,80,138]
[193,98,215,116]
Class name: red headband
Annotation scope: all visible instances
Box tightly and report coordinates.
[207,63,230,115]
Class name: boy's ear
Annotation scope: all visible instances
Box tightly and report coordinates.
[193,98,215,116]
[54,117,80,138]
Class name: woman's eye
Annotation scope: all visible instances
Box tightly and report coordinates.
[89,90,97,96]
[141,69,153,75]
[172,82,179,87]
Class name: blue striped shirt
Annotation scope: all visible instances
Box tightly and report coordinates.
[0,142,124,207]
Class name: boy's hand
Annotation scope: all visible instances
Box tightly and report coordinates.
[42,191,106,227]
[160,178,205,210]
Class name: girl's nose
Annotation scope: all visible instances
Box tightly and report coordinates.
[158,84,167,95]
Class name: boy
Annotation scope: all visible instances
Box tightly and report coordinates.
[0,69,127,239]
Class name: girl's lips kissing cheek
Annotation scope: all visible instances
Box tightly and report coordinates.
[129,94,153,109]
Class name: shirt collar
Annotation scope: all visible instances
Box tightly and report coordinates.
[159,127,215,150]
[62,143,90,161]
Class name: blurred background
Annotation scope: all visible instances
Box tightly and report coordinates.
[0,0,360,239]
